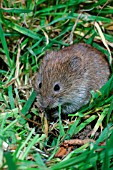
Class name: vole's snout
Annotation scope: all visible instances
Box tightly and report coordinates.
[39,97,54,110]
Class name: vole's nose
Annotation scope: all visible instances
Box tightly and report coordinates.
[40,97,53,109]
[41,103,49,109]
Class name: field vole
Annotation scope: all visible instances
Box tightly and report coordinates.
[33,43,110,116]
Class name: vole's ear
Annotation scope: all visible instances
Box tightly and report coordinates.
[45,50,51,55]
[44,50,50,60]
[68,56,81,71]
[44,50,55,61]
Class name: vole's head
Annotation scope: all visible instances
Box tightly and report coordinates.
[33,47,83,114]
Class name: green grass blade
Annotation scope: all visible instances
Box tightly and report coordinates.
[0,8,32,13]
[4,152,17,170]
[21,90,36,115]
[8,85,15,109]
[10,22,41,40]
[0,23,12,69]
[66,117,81,139]
[34,153,47,169]
[58,105,65,137]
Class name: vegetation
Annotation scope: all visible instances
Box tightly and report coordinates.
[0,0,113,169]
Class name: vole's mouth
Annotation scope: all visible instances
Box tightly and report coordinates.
[44,106,59,119]
[45,106,69,120]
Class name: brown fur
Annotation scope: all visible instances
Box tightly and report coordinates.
[33,43,110,115]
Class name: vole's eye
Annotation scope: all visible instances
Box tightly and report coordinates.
[39,82,42,89]
[54,84,60,91]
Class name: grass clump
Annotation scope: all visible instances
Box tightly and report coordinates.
[0,0,113,169]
